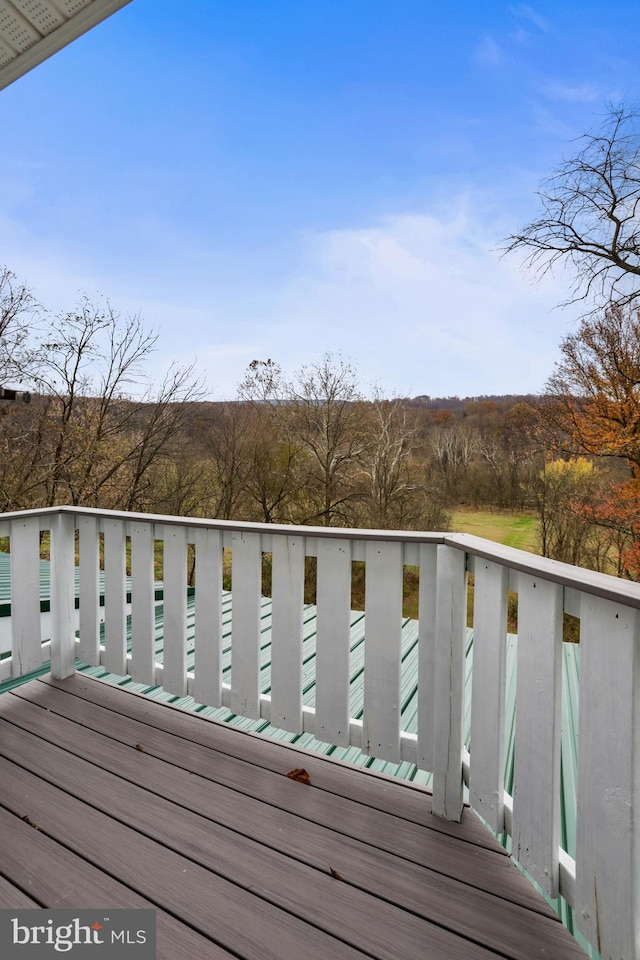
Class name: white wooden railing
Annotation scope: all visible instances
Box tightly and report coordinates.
[1,505,638,960]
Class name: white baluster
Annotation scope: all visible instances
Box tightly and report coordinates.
[362,540,403,762]
[575,595,639,960]
[270,535,305,733]
[315,537,352,747]
[130,520,156,685]
[417,542,437,771]
[78,514,100,666]
[50,512,76,680]
[103,517,127,676]
[192,527,223,707]
[161,524,188,697]
[230,531,262,718]
[10,514,42,676]
[432,544,467,821]
[469,559,508,833]
[512,574,562,897]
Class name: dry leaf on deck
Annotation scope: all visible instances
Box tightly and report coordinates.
[286,767,311,784]
[329,866,345,881]
[135,743,145,752]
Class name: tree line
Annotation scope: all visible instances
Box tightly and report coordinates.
[0,277,528,530]
[1,260,639,578]
[3,103,640,579]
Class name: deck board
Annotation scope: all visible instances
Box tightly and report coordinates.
[0,676,587,960]
[41,672,504,851]
[0,807,234,959]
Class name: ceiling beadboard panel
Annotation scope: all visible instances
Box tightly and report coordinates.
[0,1,41,53]
[0,33,17,65]
[0,0,132,90]
[55,0,95,15]
[9,1,66,36]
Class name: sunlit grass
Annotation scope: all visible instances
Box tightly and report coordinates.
[450,509,539,553]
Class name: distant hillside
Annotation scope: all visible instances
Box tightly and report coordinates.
[406,394,537,411]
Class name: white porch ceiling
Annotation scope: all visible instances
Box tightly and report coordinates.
[0,0,133,91]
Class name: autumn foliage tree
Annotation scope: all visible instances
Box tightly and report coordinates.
[506,103,640,576]
[537,303,640,575]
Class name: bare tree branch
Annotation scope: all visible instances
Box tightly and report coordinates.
[505,104,640,311]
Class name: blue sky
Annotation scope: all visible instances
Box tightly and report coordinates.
[1,0,638,399]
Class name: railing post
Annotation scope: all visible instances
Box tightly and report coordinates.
[50,511,76,679]
[432,544,467,821]
[469,559,508,834]
[10,514,42,677]
[417,543,438,773]
[575,596,640,960]
[512,574,563,898]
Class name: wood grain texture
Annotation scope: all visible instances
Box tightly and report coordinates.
[192,526,223,707]
[0,806,236,959]
[469,559,508,833]
[49,511,76,679]
[512,574,562,898]
[575,595,640,960]
[77,514,100,666]
[130,521,156,685]
[315,537,352,746]
[40,671,506,853]
[417,543,437,772]
[0,676,587,960]
[160,524,188,696]
[270,534,305,733]
[363,540,403,762]
[432,545,467,820]
[229,530,262,718]
[102,516,127,677]
[0,871,40,909]
[10,514,42,676]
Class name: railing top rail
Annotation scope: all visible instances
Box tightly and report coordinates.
[2,505,640,609]
[0,505,448,545]
[446,532,640,609]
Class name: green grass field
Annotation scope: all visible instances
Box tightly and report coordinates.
[449,509,539,553]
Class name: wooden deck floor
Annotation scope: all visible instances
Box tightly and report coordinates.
[0,675,586,960]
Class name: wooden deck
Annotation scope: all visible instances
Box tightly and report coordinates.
[0,675,586,960]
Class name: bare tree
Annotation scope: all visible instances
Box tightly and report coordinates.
[193,402,256,519]
[25,297,202,508]
[241,354,367,526]
[0,265,38,383]
[505,105,640,310]
[430,423,478,499]
[241,417,304,523]
[359,396,421,528]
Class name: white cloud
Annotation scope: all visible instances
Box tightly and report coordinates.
[258,198,582,399]
[473,36,504,66]
[0,192,583,402]
[509,4,551,34]
[540,80,602,103]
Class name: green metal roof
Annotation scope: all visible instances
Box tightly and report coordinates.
[0,552,184,616]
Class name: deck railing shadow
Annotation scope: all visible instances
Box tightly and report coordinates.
[1,505,638,960]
